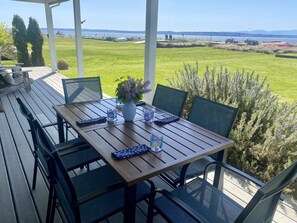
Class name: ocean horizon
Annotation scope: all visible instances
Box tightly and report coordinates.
[41,28,297,44]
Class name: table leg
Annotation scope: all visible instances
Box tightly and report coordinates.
[124,185,137,223]
[213,149,228,189]
[56,113,65,143]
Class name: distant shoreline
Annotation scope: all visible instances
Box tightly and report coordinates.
[41,28,297,39]
[41,28,297,44]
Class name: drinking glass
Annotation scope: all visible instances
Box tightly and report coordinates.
[150,132,163,152]
[143,107,155,123]
[107,108,117,122]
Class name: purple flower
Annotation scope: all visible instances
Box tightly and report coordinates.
[115,76,151,103]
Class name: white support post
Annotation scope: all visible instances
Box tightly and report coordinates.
[144,0,159,103]
[44,2,58,72]
[73,0,84,77]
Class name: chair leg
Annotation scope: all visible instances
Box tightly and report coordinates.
[46,184,54,223]
[47,187,57,223]
[32,157,38,190]
[146,180,156,223]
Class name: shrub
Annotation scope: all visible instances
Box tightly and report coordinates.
[57,59,69,70]
[27,17,45,66]
[12,15,30,66]
[168,63,297,198]
[0,22,16,60]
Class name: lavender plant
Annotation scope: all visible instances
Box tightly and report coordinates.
[115,76,151,103]
[168,63,297,199]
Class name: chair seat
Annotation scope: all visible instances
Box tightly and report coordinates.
[55,137,88,152]
[70,165,151,223]
[155,177,243,223]
[54,137,101,171]
[166,157,215,185]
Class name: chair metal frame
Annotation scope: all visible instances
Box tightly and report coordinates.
[149,161,297,223]
[33,119,155,223]
[152,84,188,117]
[62,76,103,141]
[16,97,100,190]
[62,76,103,104]
[160,96,238,187]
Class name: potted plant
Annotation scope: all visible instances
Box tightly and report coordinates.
[115,76,151,121]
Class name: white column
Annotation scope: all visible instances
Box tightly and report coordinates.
[44,3,58,72]
[144,0,159,103]
[73,0,84,77]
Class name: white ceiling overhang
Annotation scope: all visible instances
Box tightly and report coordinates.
[14,0,70,4]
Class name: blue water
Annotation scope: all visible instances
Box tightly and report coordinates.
[41,28,297,44]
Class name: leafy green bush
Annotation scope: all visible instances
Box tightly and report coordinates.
[27,17,45,66]
[168,63,297,198]
[12,15,30,66]
[0,22,16,60]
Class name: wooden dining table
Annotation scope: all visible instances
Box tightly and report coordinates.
[53,98,234,223]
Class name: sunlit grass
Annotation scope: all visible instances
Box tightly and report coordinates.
[5,37,297,102]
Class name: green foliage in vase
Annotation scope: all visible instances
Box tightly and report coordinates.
[168,62,297,198]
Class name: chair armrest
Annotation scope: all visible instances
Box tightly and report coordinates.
[75,181,123,206]
[203,161,264,187]
[41,121,66,128]
[155,188,209,223]
[76,179,155,207]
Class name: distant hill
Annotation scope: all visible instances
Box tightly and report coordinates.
[239,30,297,36]
[241,30,297,36]
[41,28,297,38]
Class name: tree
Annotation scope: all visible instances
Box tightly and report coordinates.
[0,22,15,60]
[12,15,30,66]
[27,17,45,66]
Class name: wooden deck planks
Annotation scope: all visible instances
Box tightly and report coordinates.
[0,119,17,223]
[0,67,296,223]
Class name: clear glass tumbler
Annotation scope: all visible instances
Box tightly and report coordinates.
[150,132,163,152]
[143,107,155,123]
[107,108,117,123]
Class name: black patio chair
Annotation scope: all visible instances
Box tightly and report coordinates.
[152,84,188,117]
[16,97,101,190]
[33,119,154,223]
[62,76,103,140]
[148,160,297,223]
[62,76,103,104]
[161,96,238,187]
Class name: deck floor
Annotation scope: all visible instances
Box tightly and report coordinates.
[0,67,296,223]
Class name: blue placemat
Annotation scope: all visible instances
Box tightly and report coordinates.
[154,116,180,125]
[76,117,107,127]
[112,144,150,160]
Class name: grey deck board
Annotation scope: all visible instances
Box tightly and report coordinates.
[0,124,17,223]
[0,67,296,223]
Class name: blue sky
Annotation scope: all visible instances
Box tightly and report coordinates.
[1,0,297,31]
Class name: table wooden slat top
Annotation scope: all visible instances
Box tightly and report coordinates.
[53,99,234,186]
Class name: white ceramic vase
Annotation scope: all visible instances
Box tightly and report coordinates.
[122,100,136,121]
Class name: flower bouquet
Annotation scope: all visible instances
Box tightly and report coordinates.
[115,76,151,121]
[115,76,151,104]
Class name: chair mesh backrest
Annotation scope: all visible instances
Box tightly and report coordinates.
[236,160,297,223]
[152,84,188,117]
[16,98,38,150]
[52,151,77,222]
[32,119,55,177]
[62,77,103,104]
[188,96,238,138]
[33,119,77,221]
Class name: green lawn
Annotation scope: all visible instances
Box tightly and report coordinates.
[8,37,297,102]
